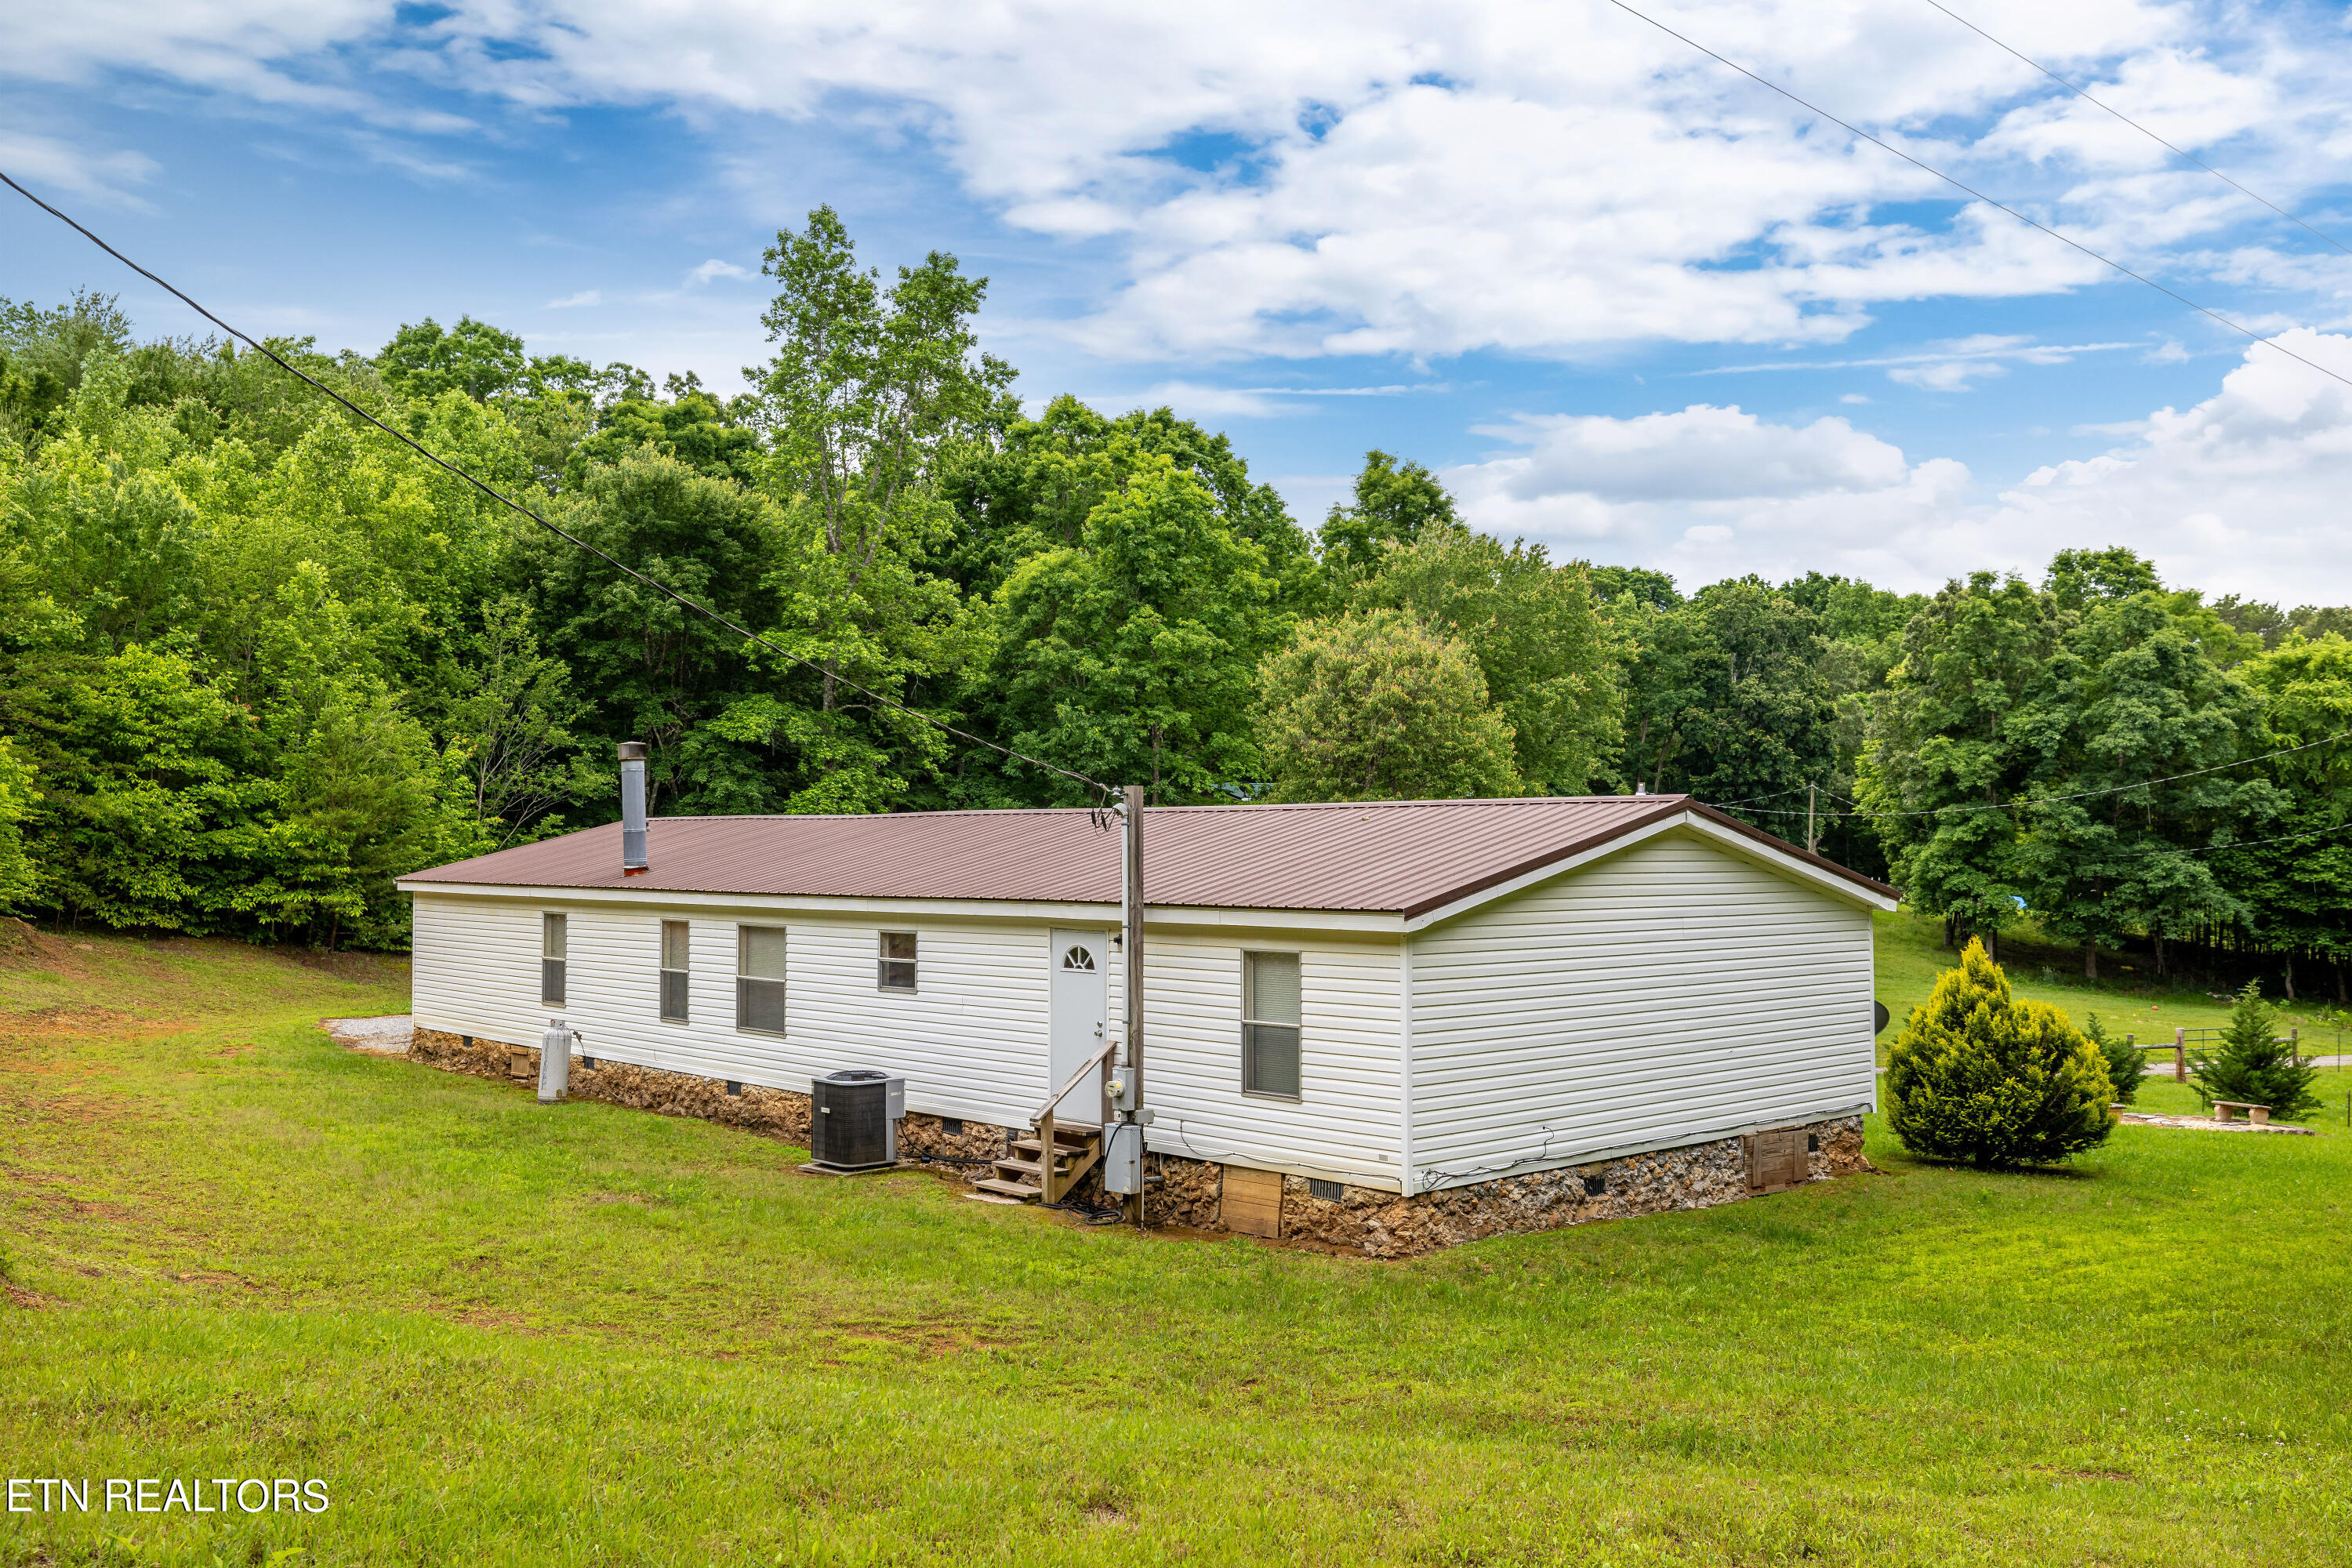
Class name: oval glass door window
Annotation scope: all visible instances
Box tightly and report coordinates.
[1061,945,1096,971]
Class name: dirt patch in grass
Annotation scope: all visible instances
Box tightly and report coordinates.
[0,1006,147,1043]
[829,1318,1023,1358]
[446,1307,540,1334]
[170,1269,278,1294]
[4,1281,59,1309]
[0,919,100,980]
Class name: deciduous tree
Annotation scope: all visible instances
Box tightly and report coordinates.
[1353,527,1619,793]
[1319,449,1457,586]
[987,457,1276,802]
[1258,608,1519,802]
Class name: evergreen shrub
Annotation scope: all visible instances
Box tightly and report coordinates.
[2190,982,2320,1123]
[2084,1013,2147,1105]
[1886,938,2115,1167]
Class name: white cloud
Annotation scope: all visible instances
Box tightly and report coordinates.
[1111,380,1294,419]
[10,1,2352,362]
[0,127,158,207]
[1987,329,2352,601]
[1699,335,2138,386]
[1447,335,2352,603]
[1888,358,2009,391]
[688,258,751,284]
[1067,379,1444,419]
[1469,405,1911,503]
[546,289,602,308]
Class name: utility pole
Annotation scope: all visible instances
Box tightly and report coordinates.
[1806,782,1819,855]
[1121,782,1146,1224]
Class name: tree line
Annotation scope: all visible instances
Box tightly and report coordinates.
[1,209,2346,991]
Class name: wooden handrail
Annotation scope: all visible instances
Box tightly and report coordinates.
[1032,1037,1118,1127]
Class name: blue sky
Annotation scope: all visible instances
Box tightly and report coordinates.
[8,0,2352,601]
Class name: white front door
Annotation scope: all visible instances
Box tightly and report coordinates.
[1047,928,1109,1124]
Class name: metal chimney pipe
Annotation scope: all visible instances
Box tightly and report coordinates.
[618,742,648,875]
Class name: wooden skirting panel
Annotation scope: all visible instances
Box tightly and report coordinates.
[1744,1127,1808,1193]
[1218,1166,1284,1239]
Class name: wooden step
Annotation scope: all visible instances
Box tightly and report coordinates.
[977,1124,1109,1205]
[1012,1133,1098,1156]
[973,1176,1043,1202]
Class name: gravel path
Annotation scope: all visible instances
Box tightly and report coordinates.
[2114,1111,2314,1135]
[322,1015,413,1054]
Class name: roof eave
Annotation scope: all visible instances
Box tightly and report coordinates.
[1681,800,1901,905]
[1401,802,1898,930]
[395,879,1410,933]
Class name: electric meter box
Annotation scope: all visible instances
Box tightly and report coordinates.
[1102,1121,1145,1194]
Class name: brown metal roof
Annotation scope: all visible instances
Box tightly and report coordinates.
[401,796,1896,917]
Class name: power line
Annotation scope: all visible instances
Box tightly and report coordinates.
[2186,818,2352,857]
[1698,785,1810,808]
[1918,0,2352,260]
[1598,0,2352,395]
[0,167,1112,804]
[1714,726,2352,822]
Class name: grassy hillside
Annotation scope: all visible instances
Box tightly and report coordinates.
[2,926,2348,1566]
[1872,909,2352,1065]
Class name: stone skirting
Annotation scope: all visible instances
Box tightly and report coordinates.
[400,1028,1864,1257]
[407,1026,1013,1162]
[1201,1115,1868,1258]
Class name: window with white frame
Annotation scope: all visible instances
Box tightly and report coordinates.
[737,925,786,1035]
[1241,950,1301,1098]
[659,920,690,1023]
[877,931,917,993]
[540,913,567,1006]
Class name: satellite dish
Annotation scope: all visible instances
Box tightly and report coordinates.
[1873,1000,1891,1035]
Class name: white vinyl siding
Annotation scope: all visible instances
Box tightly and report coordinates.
[411,892,1407,1190]
[1406,829,1876,1192]
[414,895,561,1047]
[414,897,1067,1132]
[1137,932,1403,1189]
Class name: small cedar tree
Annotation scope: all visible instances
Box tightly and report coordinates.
[1885,938,2115,1167]
[2082,1012,2147,1105]
[2190,981,2320,1123]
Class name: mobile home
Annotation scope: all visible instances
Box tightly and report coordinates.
[396,794,1896,1254]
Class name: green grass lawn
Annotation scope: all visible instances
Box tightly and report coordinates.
[4,926,2350,1566]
